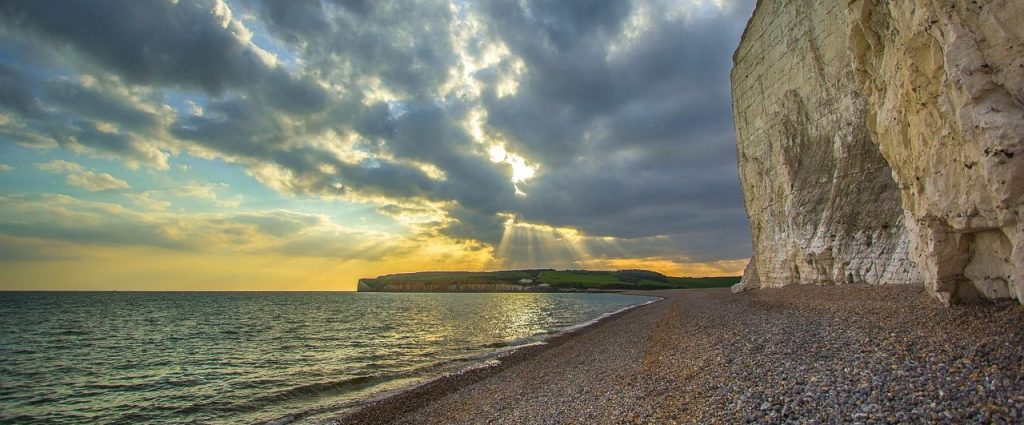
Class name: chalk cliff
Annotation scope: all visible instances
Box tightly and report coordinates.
[732,0,1023,304]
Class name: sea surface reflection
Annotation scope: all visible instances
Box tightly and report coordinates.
[0,291,654,424]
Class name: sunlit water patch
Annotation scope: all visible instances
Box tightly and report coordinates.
[0,292,656,424]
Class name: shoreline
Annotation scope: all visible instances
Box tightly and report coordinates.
[327,286,1024,424]
[315,292,667,424]
[267,293,663,425]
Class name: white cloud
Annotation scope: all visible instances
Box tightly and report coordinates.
[128,191,171,211]
[34,160,84,173]
[174,181,243,208]
[0,164,12,172]
[65,170,131,191]
[175,181,219,200]
[34,160,130,191]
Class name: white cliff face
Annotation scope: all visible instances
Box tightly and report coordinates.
[732,0,919,294]
[849,0,1024,304]
[732,0,1023,304]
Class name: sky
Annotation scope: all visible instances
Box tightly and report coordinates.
[0,0,756,290]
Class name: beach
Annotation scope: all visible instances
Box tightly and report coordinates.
[334,286,1024,424]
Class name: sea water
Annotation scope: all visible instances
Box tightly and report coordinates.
[0,291,656,424]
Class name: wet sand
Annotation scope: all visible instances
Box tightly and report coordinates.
[332,286,1024,424]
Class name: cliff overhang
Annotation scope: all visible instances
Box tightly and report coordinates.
[732,0,1023,304]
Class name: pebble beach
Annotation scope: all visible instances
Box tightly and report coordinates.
[333,285,1024,424]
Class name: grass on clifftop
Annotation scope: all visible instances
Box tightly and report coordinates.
[360,269,740,291]
[537,270,739,290]
[373,270,550,282]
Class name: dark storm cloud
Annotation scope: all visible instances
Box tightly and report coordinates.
[0,63,47,120]
[383,101,518,213]
[0,61,164,164]
[480,0,749,157]
[170,98,285,158]
[438,204,508,247]
[171,97,441,200]
[517,143,746,238]
[330,97,518,242]
[67,0,504,213]
[1,0,322,164]
[259,0,330,43]
[473,0,756,258]
[516,176,749,260]
[329,0,374,15]
[0,0,327,114]
[63,120,157,161]
[45,78,160,132]
[256,0,457,98]
[340,158,439,200]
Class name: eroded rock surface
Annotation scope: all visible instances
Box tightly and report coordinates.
[733,0,1023,304]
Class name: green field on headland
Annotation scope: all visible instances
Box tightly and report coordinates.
[357,269,739,292]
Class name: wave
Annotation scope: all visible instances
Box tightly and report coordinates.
[4,292,663,425]
[245,374,389,407]
[551,297,661,336]
[258,296,663,424]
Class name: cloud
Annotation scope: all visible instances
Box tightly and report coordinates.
[0,0,327,114]
[175,181,218,200]
[65,170,131,191]
[44,76,161,133]
[168,97,456,203]
[0,194,405,260]
[34,160,131,191]
[259,0,329,44]
[0,0,759,268]
[0,118,59,149]
[173,182,243,208]
[60,120,168,167]
[0,61,170,167]
[466,0,755,258]
[256,0,459,97]
[0,63,47,120]
[34,159,84,173]
[128,191,171,212]
[492,219,747,274]
[0,164,12,171]
[0,235,82,261]
[0,194,189,250]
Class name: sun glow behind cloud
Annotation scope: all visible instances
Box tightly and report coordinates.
[487,145,535,183]
[491,216,742,277]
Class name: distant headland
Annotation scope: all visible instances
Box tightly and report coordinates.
[357,269,739,292]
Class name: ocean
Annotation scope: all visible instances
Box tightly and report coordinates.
[0,291,656,424]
